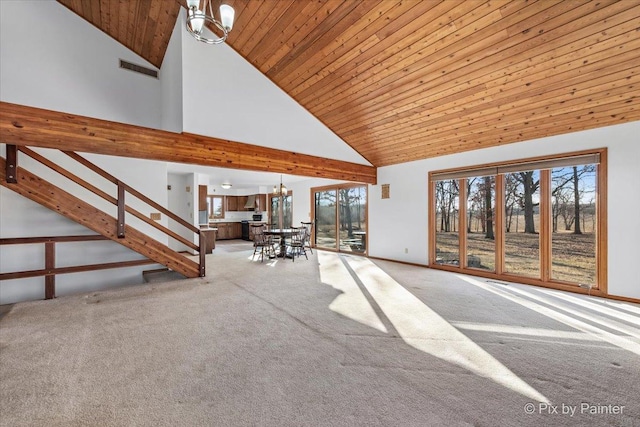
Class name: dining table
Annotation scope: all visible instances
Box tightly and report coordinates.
[263,228,298,258]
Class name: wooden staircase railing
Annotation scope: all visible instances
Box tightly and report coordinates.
[0,235,157,299]
[1,145,206,298]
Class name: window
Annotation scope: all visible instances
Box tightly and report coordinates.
[434,179,459,265]
[503,170,541,278]
[550,164,597,286]
[270,193,292,229]
[429,149,606,294]
[207,195,224,219]
[466,175,495,271]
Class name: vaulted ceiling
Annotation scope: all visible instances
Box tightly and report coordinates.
[58,0,640,168]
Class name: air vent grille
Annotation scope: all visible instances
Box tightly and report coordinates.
[119,59,158,79]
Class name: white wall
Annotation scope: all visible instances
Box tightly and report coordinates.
[168,173,194,253]
[0,0,167,304]
[368,121,640,300]
[179,19,370,166]
[160,9,184,133]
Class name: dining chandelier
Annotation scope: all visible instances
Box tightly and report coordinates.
[273,175,288,196]
[185,0,235,45]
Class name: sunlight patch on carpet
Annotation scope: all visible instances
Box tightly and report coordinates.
[451,322,597,341]
[535,288,640,327]
[318,251,387,333]
[458,276,640,357]
[330,254,549,403]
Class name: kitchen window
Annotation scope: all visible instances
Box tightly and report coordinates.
[207,195,225,220]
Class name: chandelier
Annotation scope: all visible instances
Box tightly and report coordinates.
[186,0,235,45]
[273,175,288,196]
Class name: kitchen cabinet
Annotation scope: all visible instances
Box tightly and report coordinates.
[198,185,208,211]
[225,194,267,212]
[256,194,267,211]
[226,196,237,212]
[215,223,227,240]
[237,196,248,210]
[213,222,242,240]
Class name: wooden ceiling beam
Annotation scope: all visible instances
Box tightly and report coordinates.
[0,102,376,184]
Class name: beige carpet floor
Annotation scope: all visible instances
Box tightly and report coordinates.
[1,240,639,426]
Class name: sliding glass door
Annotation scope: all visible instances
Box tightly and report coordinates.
[314,190,337,249]
[503,170,541,278]
[429,149,604,292]
[313,185,367,254]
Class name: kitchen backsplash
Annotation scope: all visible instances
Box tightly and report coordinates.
[223,211,267,221]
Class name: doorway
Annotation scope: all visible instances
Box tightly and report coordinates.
[312,185,367,254]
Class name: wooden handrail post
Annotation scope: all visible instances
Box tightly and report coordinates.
[45,241,55,299]
[6,144,17,184]
[199,233,206,277]
[117,181,125,238]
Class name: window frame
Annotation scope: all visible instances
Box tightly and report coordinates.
[207,195,225,220]
[428,148,607,296]
[269,191,293,229]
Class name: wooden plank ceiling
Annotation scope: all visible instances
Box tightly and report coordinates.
[59,0,640,167]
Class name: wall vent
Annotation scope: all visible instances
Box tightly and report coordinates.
[119,59,158,79]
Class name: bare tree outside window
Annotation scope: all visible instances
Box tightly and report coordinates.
[504,171,541,278]
[551,164,597,285]
[466,176,495,271]
[435,179,460,265]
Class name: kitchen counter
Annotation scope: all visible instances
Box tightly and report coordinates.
[207,222,243,240]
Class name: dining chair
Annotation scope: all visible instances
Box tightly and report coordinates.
[251,225,276,262]
[287,227,308,261]
[300,221,313,254]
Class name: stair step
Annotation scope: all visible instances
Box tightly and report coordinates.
[142,269,187,284]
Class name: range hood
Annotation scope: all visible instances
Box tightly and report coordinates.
[244,194,256,209]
